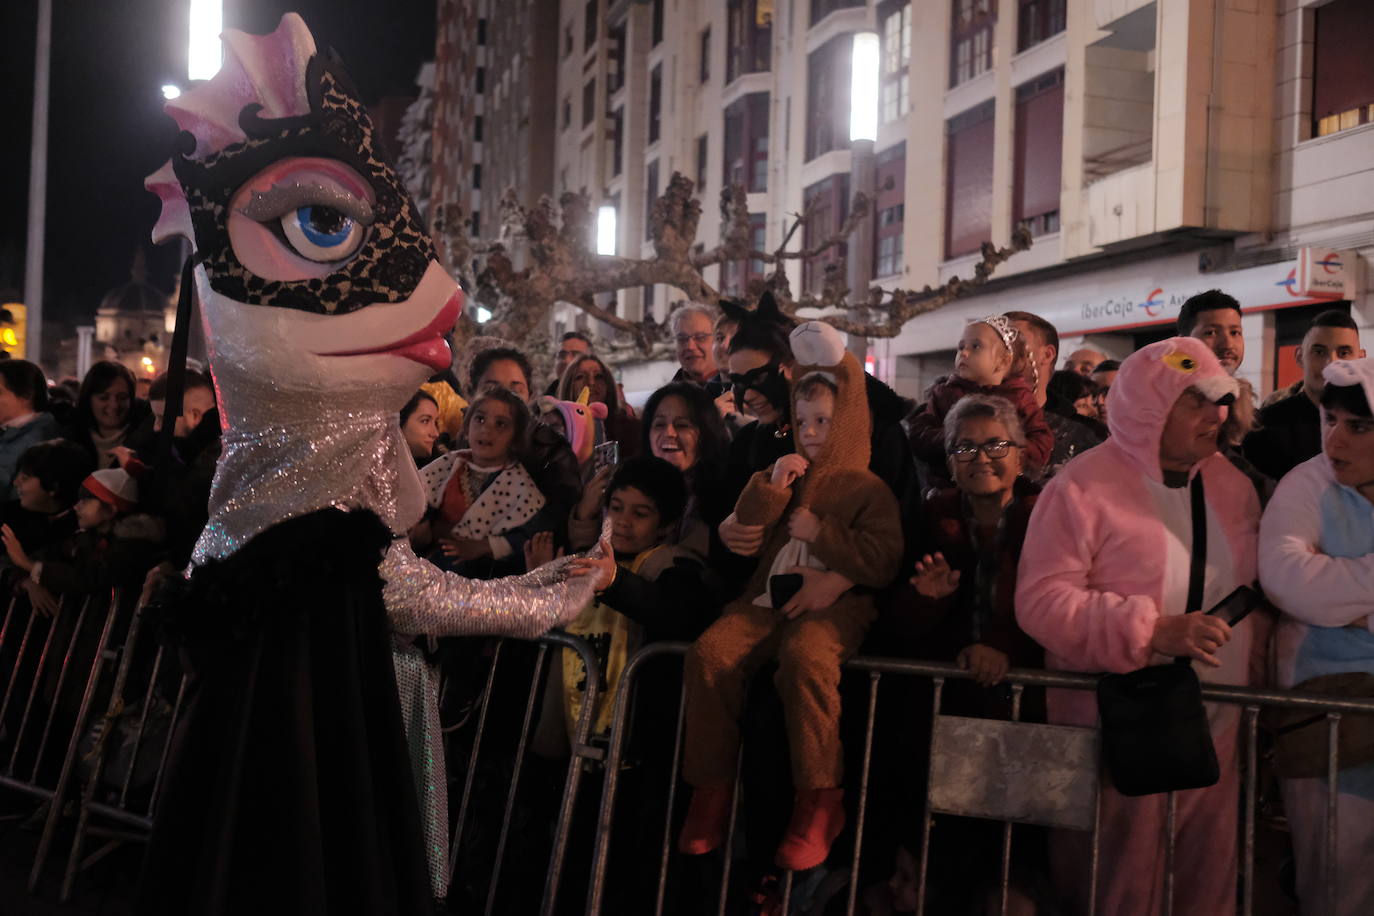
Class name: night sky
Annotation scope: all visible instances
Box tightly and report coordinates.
[0,0,436,328]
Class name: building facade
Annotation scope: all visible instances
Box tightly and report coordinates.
[441,0,1374,400]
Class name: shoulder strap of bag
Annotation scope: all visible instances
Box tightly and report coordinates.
[1186,473,1207,614]
[1173,473,1208,668]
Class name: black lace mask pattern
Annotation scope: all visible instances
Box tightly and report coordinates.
[170,51,435,315]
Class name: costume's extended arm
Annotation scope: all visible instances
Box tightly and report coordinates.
[380,536,600,639]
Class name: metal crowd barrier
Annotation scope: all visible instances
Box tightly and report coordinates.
[46,592,188,902]
[444,630,604,916]
[0,587,125,894]
[583,643,1374,916]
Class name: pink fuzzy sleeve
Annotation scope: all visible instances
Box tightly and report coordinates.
[1014,474,1159,674]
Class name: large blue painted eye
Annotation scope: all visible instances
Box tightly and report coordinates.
[280,205,365,262]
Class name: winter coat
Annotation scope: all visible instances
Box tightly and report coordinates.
[878,478,1043,668]
[1243,391,1322,484]
[1015,337,1260,729]
[0,413,62,499]
[35,513,166,597]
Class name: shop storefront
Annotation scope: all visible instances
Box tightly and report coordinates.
[883,246,1364,402]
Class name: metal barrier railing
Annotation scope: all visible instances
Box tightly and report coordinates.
[0,587,123,894]
[444,630,604,916]
[585,644,1374,916]
[51,592,188,902]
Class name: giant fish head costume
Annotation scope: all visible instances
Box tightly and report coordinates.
[146,14,465,560]
[146,13,458,417]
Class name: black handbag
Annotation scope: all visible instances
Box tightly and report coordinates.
[1096,475,1220,797]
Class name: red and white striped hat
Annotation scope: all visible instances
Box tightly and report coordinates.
[81,469,138,513]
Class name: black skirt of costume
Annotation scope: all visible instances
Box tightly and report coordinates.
[138,509,434,915]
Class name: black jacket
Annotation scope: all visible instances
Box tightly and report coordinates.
[1242,391,1321,483]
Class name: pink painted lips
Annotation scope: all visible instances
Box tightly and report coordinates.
[321,289,463,371]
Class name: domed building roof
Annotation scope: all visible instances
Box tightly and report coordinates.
[97,249,169,315]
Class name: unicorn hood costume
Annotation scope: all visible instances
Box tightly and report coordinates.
[1015,337,1260,916]
[140,15,596,911]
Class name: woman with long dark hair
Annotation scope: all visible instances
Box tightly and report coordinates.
[64,361,150,469]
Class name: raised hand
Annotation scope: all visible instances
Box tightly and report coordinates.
[909,552,961,599]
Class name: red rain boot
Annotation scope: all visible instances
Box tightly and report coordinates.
[774,787,845,871]
[677,785,733,855]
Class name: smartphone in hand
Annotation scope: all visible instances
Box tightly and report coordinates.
[1205,584,1263,627]
[592,440,620,475]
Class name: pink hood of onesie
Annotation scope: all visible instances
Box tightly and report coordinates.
[1106,337,1238,483]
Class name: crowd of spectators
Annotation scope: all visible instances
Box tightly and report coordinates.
[1,288,1370,916]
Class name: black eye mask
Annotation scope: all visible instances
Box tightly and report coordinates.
[729,363,792,419]
[170,51,434,316]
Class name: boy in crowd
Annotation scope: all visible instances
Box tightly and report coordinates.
[678,322,901,872]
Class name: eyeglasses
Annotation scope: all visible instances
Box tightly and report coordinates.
[675,333,712,346]
[949,439,1016,462]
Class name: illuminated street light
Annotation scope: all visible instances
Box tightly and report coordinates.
[188,0,223,81]
[849,31,880,143]
[161,84,182,100]
[596,205,617,256]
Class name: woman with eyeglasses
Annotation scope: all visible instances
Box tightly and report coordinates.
[867,393,1049,914]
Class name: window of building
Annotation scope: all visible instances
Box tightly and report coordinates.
[724,92,770,192]
[582,78,597,127]
[475,67,486,93]
[945,100,995,258]
[806,35,851,161]
[584,0,598,49]
[881,3,910,124]
[612,109,624,177]
[1017,0,1064,52]
[564,24,573,56]
[645,160,660,240]
[874,142,905,277]
[727,0,772,83]
[811,0,864,27]
[607,24,626,95]
[473,163,482,189]
[1313,0,1374,138]
[474,116,483,142]
[643,284,656,310]
[950,0,996,87]
[562,95,571,130]
[696,133,709,190]
[649,65,662,144]
[1013,69,1063,237]
[700,27,712,83]
[802,175,850,294]
[477,18,487,44]
[652,0,665,46]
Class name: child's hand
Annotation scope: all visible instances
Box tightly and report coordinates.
[770,454,809,488]
[575,465,614,521]
[523,531,562,569]
[439,536,492,562]
[714,390,739,423]
[110,446,137,470]
[910,552,961,599]
[787,507,821,543]
[1,524,33,572]
[718,513,766,557]
[568,538,617,591]
[779,568,853,619]
[958,643,1010,686]
[22,579,59,618]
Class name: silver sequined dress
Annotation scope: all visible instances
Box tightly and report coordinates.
[192,362,598,899]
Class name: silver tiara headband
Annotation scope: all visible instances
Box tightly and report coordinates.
[972,315,1019,354]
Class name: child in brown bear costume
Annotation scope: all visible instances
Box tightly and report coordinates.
[678,320,903,871]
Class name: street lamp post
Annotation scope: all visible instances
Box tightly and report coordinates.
[23,0,52,365]
[848,30,880,365]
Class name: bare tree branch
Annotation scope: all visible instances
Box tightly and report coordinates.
[435,172,1031,358]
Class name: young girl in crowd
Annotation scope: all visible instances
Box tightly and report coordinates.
[908,316,1053,483]
[400,389,441,466]
[415,387,552,578]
